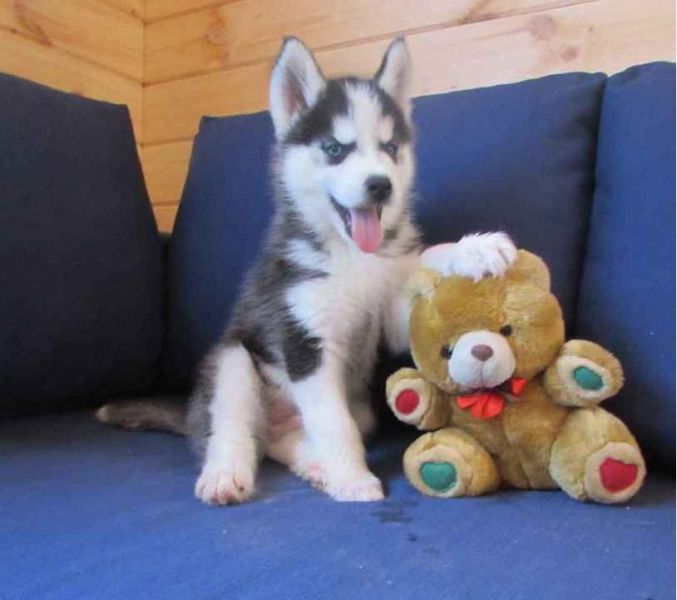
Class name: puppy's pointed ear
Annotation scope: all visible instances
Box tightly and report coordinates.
[269,37,326,139]
[374,37,412,112]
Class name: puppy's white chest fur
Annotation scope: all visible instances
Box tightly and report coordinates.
[286,243,412,374]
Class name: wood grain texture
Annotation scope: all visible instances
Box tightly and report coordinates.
[0,27,143,138]
[143,0,675,145]
[142,142,192,205]
[100,0,144,20]
[145,0,240,23]
[0,0,143,80]
[145,0,589,83]
[153,204,179,232]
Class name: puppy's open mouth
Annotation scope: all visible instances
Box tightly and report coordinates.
[330,197,383,253]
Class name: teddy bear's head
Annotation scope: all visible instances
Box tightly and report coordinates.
[408,250,565,394]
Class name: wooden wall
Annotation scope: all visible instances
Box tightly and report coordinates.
[0,0,143,135]
[1,1,674,231]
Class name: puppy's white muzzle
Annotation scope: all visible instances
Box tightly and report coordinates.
[447,330,515,390]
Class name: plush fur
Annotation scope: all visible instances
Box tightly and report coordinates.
[387,250,646,504]
[98,37,518,505]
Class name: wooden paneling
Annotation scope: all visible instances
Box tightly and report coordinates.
[4,0,673,230]
[145,0,239,24]
[0,27,143,137]
[144,0,675,146]
[101,0,144,20]
[0,0,143,80]
[145,0,590,84]
[142,141,192,206]
[153,204,179,232]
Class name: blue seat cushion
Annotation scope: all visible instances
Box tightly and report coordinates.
[164,72,606,390]
[1,412,674,600]
[0,74,164,416]
[575,63,676,470]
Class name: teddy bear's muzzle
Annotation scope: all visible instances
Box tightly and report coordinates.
[448,330,516,390]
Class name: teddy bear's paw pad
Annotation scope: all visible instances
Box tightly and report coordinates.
[555,356,615,406]
[584,442,646,504]
[388,379,430,426]
[420,462,458,493]
[406,445,471,498]
[573,366,604,391]
[395,389,420,415]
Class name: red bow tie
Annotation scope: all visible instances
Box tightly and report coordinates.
[456,377,527,420]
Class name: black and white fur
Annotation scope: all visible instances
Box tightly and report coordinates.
[98,37,516,505]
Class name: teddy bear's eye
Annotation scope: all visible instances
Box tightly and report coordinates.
[440,345,453,359]
[500,325,513,337]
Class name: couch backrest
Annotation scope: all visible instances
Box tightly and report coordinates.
[575,63,676,470]
[0,74,164,416]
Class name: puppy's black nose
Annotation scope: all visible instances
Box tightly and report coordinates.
[471,344,494,362]
[365,176,392,204]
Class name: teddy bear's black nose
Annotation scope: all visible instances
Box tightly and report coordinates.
[471,344,494,361]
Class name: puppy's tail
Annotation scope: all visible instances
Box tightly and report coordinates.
[96,397,187,435]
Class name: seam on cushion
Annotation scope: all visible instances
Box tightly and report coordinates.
[570,73,608,338]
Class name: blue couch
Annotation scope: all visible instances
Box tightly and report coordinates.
[1,63,674,600]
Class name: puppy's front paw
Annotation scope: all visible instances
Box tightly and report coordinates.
[422,233,517,281]
[195,464,255,506]
[326,470,384,502]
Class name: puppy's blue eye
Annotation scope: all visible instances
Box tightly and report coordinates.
[323,141,344,158]
[381,141,399,158]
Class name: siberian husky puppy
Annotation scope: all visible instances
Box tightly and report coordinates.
[98,37,516,505]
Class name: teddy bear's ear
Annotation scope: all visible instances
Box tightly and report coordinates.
[405,268,443,302]
[508,250,552,290]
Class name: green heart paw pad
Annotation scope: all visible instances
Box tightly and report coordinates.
[573,366,604,391]
[420,461,457,492]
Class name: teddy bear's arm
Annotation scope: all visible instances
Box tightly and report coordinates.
[543,340,624,408]
[386,368,450,430]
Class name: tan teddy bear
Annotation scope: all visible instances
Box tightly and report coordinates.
[386,250,645,504]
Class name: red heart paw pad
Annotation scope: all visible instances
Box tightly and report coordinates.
[599,457,638,492]
[395,389,419,415]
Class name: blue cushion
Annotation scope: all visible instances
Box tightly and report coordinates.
[163,114,275,390]
[575,63,676,470]
[0,74,163,416]
[165,72,606,389]
[413,72,606,328]
[1,412,674,600]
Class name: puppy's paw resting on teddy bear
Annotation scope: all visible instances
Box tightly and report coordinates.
[544,340,624,408]
[421,232,517,282]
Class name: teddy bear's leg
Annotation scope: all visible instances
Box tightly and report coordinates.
[403,428,500,498]
[549,408,646,504]
[543,340,624,408]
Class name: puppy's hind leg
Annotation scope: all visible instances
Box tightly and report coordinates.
[189,342,264,506]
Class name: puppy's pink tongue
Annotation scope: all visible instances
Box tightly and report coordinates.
[350,207,382,253]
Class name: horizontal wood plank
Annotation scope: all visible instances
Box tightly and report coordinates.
[145,0,588,83]
[153,203,179,232]
[100,0,144,20]
[0,27,143,139]
[0,0,143,80]
[142,141,193,205]
[144,0,675,145]
[145,0,240,23]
